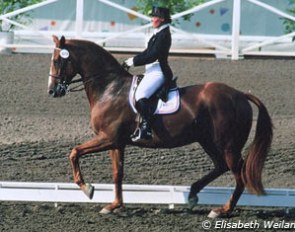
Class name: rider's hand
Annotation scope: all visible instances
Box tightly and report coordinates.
[122,57,134,70]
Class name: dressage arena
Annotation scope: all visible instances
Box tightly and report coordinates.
[0,53,295,231]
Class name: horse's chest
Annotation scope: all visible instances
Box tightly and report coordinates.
[90,102,120,133]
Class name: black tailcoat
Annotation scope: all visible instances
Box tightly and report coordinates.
[133,26,173,81]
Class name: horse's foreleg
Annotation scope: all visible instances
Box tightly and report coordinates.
[69,136,113,199]
[100,148,125,214]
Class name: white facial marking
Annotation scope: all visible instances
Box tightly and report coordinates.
[48,52,55,89]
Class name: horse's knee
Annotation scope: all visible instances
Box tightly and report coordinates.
[69,147,79,163]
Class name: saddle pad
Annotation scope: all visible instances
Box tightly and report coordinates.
[129,76,180,115]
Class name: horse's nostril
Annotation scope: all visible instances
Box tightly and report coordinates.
[48,89,54,96]
[60,88,66,96]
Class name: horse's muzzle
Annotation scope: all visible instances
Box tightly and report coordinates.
[48,83,67,97]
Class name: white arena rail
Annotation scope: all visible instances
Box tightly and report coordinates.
[1,0,295,59]
[0,182,294,210]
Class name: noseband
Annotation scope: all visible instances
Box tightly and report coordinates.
[50,48,75,83]
[50,48,105,96]
[50,48,86,94]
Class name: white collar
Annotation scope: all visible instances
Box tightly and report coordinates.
[153,24,170,35]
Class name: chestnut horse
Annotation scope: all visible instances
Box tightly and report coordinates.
[48,35,273,218]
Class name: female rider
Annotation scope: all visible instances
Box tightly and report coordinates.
[123,6,173,142]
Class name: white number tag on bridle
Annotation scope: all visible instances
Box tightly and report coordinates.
[60,49,69,59]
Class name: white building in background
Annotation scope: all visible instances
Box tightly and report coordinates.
[1,0,295,58]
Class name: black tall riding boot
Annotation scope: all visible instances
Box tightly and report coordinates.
[131,98,153,142]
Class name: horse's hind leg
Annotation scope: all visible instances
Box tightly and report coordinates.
[188,146,229,210]
[188,166,228,209]
[208,150,245,218]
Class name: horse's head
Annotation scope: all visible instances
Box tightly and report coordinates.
[48,35,78,97]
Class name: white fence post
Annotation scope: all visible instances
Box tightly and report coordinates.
[231,0,241,60]
[75,0,84,39]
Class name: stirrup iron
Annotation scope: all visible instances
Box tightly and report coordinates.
[131,127,152,142]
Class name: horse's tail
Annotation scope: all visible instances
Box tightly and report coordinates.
[242,93,273,195]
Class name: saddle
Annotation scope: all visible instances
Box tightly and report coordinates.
[129,75,180,115]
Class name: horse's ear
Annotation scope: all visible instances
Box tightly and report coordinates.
[52,35,59,45]
[60,36,66,48]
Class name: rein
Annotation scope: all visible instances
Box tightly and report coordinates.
[67,76,93,92]
[69,74,105,92]
[51,46,122,95]
[66,71,124,93]
[49,74,101,93]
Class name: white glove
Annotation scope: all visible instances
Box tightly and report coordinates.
[124,57,134,67]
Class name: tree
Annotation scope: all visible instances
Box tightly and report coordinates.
[282,0,295,41]
[283,2,295,33]
[136,0,205,22]
[0,0,43,31]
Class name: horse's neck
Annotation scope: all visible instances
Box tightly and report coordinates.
[75,45,132,106]
[84,72,132,107]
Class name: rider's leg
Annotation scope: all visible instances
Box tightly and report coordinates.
[135,69,164,101]
[131,64,164,141]
[131,98,153,141]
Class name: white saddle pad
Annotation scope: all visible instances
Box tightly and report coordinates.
[129,76,180,115]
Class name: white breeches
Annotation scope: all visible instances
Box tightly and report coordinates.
[135,62,165,101]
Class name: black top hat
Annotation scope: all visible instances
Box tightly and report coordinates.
[150,6,171,23]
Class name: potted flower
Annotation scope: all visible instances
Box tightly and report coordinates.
[0,0,42,54]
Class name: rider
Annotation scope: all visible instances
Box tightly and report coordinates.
[123,6,173,142]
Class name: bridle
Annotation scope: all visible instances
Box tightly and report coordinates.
[49,47,96,95]
[49,73,87,93]
[49,47,113,97]
[49,48,77,92]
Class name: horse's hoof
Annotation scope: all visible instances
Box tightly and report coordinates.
[82,183,95,199]
[208,210,220,219]
[188,196,198,210]
[99,207,112,215]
